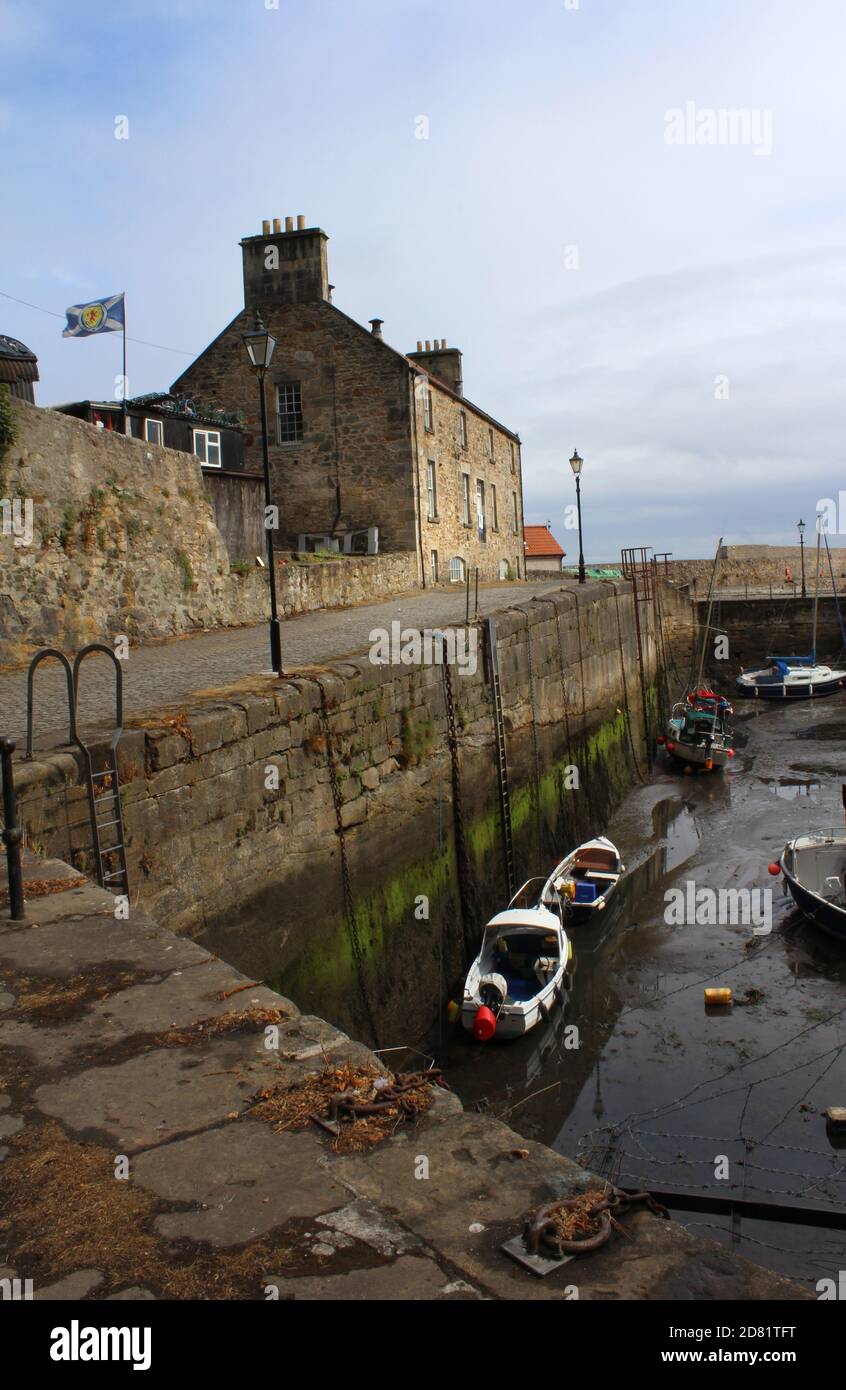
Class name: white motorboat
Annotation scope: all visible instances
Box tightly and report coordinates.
[461,883,571,1043]
[548,835,624,918]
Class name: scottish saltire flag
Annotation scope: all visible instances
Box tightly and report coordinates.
[63,292,125,337]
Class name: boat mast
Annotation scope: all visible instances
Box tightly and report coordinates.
[695,537,723,690]
[811,517,821,662]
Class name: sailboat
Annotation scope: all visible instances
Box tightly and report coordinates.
[659,539,735,771]
[736,524,846,700]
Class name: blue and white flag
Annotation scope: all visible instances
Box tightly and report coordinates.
[63,292,125,338]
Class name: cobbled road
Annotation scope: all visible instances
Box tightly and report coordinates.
[1,578,569,750]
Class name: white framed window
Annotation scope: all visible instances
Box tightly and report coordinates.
[430,549,438,584]
[277,382,303,443]
[423,386,433,432]
[459,409,468,449]
[449,556,466,584]
[426,460,437,520]
[476,478,486,540]
[193,428,222,468]
[491,484,498,530]
[144,417,164,446]
[461,473,471,525]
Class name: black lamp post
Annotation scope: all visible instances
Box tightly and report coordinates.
[797,518,806,599]
[570,449,586,584]
[242,313,283,674]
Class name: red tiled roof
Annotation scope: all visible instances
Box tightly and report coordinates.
[524,524,565,558]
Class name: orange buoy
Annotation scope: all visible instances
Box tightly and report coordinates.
[473,1006,497,1042]
[767,862,781,876]
[705,987,733,1006]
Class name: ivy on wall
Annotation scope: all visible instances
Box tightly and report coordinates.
[0,385,17,466]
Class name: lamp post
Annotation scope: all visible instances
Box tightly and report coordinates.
[242,313,283,674]
[570,449,586,584]
[797,518,806,600]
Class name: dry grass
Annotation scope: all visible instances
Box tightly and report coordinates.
[249,1061,437,1154]
[151,1006,287,1048]
[10,969,148,1022]
[0,1120,297,1299]
[542,1189,612,1244]
[0,876,85,907]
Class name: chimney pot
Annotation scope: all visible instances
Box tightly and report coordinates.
[425,340,431,352]
[369,318,384,339]
[273,218,282,234]
[262,219,271,235]
[416,341,423,352]
[442,338,447,348]
[297,215,306,230]
[285,216,294,232]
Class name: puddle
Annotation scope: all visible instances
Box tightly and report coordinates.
[760,777,821,800]
[794,721,846,741]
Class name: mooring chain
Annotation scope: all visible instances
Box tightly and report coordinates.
[441,657,475,956]
[326,1069,445,1121]
[612,584,648,785]
[524,1188,670,1259]
[316,679,380,1047]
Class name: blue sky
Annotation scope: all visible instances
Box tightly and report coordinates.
[2,0,845,560]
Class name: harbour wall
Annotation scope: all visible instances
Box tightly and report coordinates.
[696,595,846,675]
[11,581,690,1046]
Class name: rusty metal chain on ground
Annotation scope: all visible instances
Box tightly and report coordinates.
[524,1188,670,1259]
[326,1068,445,1122]
[316,679,380,1047]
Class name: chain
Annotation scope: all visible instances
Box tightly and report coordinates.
[524,614,541,838]
[612,583,648,784]
[316,679,380,1048]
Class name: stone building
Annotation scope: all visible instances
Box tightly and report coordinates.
[524,523,566,575]
[172,217,526,584]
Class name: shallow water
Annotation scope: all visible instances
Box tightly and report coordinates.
[432,696,846,1289]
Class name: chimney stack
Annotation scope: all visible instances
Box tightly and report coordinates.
[407,338,465,396]
[242,216,330,308]
[369,318,384,340]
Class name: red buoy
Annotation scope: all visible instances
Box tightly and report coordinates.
[473,1006,497,1042]
[727,748,735,758]
[767,862,781,876]
[666,740,676,753]
[656,734,666,745]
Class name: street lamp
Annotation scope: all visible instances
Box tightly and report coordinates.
[797,518,806,600]
[242,312,283,674]
[569,449,586,584]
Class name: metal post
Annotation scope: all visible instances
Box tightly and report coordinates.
[258,373,283,674]
[465,566,470,625]
[575,474,586,584]
[1,737,25,921]
[799,529,806,599]
[474,566,479,619]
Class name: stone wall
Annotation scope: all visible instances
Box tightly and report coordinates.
[0,400,267,665]
[280,550,417,615]
[202,471,265,564]
[667,544,846,593]
[11,580,663,1045]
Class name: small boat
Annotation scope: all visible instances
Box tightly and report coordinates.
[774,833,846,943]
[736,658,846,700]
[662,690,735,770]
[737,524,846,701]
[461,898,571,1042]
[546,835,624,917]
[661,541,736,768]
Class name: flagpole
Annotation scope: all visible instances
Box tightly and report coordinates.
[122,299,128,435]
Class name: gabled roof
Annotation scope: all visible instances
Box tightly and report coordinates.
[0,333,38,385]
[524,524,565,558]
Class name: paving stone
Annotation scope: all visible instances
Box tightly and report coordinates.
[106,1287,157,1300]
[132,1123,346,1247]
[33,1040,282,1150]
[0,1114,23,1139]
[0,913,214,978]
[268,1254,481,1300]
[34,1270,103,1300]
[315,1199,420,1257]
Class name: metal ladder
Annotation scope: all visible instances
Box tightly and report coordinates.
[26,644,129,898]
[485,617,515,899]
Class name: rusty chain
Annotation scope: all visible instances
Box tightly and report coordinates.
[524,1187,670,1259]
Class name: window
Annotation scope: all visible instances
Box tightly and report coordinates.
[499,559,510,581]
[511,492,519,533]
[426,460,437,520]
[476,479,486,541]
[193,428,222,468]
[277,382,303,443]
[489,428,495,459]
[423,386,433,432]
[461,473,471,525]
[510,441,516,473]
[144,418,164,447]
[459,410,468,449]
[449,556,466,584]
[490,484,498,531]
[430,550,439,584]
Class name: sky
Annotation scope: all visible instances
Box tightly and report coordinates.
[1,0,844,561]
